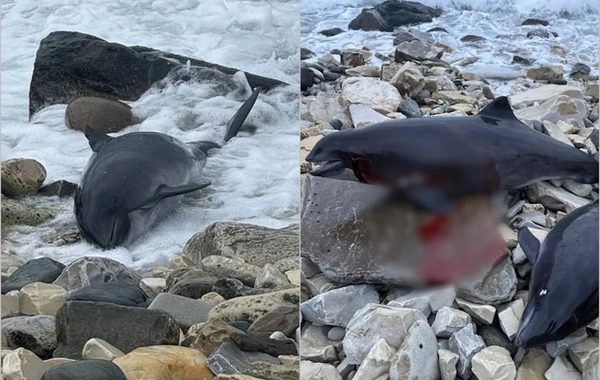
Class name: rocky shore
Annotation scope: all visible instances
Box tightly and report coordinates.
[300,2,599,379]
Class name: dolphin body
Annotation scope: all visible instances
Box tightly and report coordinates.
[75,88,261,249]
[515,200,599,348]
[305,96,598,213]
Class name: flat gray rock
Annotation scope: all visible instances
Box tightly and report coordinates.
[148,293,213,330]
[448,324,486,379]
[207,341,279,375]
[457,257,517,305]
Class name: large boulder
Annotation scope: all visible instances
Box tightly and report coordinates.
[42,360,127,380]
[2,257,65,294]
[349,1,442,31]
[29,31,285,118]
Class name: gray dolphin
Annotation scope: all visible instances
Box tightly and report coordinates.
[74,88,261,249]
[305,97,598,213]
[515,200,598,348]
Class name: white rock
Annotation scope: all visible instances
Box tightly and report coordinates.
[353,339,396,380]
[139,277,166,298]
[431,307,472,338]
[343,304,427,364]
[582,350,598,380]
[562,179,593,198]
[308,92,346,124]
[498,299,524,341]
[546,328,589,358]
[43,357,76,370]
[511,245,528,265]
[255,263,289,288]
[510,85,584,108]
[516,348,552,380]
[455,298,496,325]
[81,338,124,361]
[301,323,338,363]
[438,349,459,380]
[200,292,226,306]
[448,324,486,379]
[515,95,587,129]
[471,346,516,380]
[568,337,599,372]
[389,62,425,97]
[18,282,67,316]
[389,320,439,380]
[543,120,575,147]
[285,269,300,285]
[545,356,583,380]
[342,77,402,114]
[301,361,343,380]
[2,292,19,319]
[349,104,391,129]
[390,287,455,315]
[301,285,379,327]
[432,91,478,105]
[388,295,431,318]
[2,348,46,380]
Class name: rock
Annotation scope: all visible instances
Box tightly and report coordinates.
[301,67,315,91]
[65,97,138,133]
[570,63,592,80]
[455,298,496,325]
[248,304,299,336]
[212,278,270,300]
[54,301,179,359]
[164,267,218,299]
[432,91,477,105]
[3,348,47,380]
[510,85,584,108]
[209,288,299,324]
[2,292,19,318]
[478,325,518,358]
[372,0,442,28]
[527,29,557,39]
[522,18,549,26]
[300,323,338,363]
[394,28,434,45]
[527,66,564,81]
[184,222,298,268]
[139,278,166,298]
[230,331,297,357]
[327,327,345,341]
[448,324,486,379]
[2,258,65,294]
[274,257,299,274]
[242,362,299,379]
[398,98,422,118]
[341,77,402,113]
[82,338,124,360]
[568,337,598,372]
[38,180,78,198]
[301,47,315,60]
[516,95,587,129]
[3,316,56,359]
[432,307,472,338]
[471,346,516,380]
[497,299,525,341]
[68,282,148,307]
[340,49,367,67]
[41,359,127,380]
[563,179,593,197]
[148,293,213,330]
[583,351,599,380]
[113,346,213,380]
[189,317,242,356]
[343,304,427,364]
[300,285,379,328]
[1,159,46,197]
[255,264,289,288]
[389,62,424,97]
[201,256,261,287]
[300,361,342,380]
[354,339,396,380]
[512,56,533,65]
[389,320,439,380]
[546,328,588,358]
[29,31,283,118]
[438,349,459,380]
[545,356,583,380]
[516,348,552,380]
[348,9,390,31]
[19,282,67,316]
[319,28,345,37]
[201,292,226,306]
[349,104,391,128]
[543,120,575,147]
[394,40,443,63]
[457,257,517,305]
[461,35,486,43]
[207,342,279,375]
[526,181,589,213]
[53,256,141,292]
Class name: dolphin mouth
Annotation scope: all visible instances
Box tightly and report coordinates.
[309,161,360,182]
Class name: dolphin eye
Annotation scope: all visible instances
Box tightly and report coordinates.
[539,288,547,296]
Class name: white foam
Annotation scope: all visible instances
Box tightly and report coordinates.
[1,0,299,272]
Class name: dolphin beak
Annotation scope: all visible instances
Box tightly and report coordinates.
[310,161,361,182]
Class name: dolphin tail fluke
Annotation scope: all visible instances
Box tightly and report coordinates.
[224,87,262,142]
[517,227,540,264]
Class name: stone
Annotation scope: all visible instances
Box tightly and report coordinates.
[543,120,575,147]
[113,346,213,380]
[568,337,598,372]
[29,31,282,118]
[563,179,593,197]
[230,331,297,357]
[389,320,439,380]
[285,270,300,286]
[432,307,472,338]
[68,282,148,307]
[82,338,124,360]
[65,97,138,133]
[370,0,442,28]
[346,65,380,77]
[527,29,557,39]
[319,27,345,37]
[455,298,496,325]
[498,299,525,341]
[510,85,584,108]
[516,95,587,129]
[255,264,289,288]
[389,62,424,97]
[202,256,261,286]
[398,98,422,118]
[583,351,599,380]
[300,361,342,380]
[54,301,179,359]
[248,304,299,336]
[301,67,315,91]
[432,91,477,105]
[394,40,443,63]
[42,358,76,370]
[354,339,396,380]
[212,278,270,300]
[516,348,552,380]
[546,328,588,358]
[343,304,427,364]
[570,63,592,80]
[53,256,141,292]
[242,362,299,379]
[41,359,127,380]
[349,104,391,128]
[189,317,242,356]
[527,66,564,81]
[1,198,55,227]
[393,28,434,45]
[2,316,56,359]
[148,293,213,330]
[457,257,517,305]
[545,356,583,380]
[3,348,46,380]
[2,258,65,294]
[19,282,67,316]
[461,35,486,42]
[327,327,345,341]
[184,222,298,268]
[478,325,518,358]
[341,77,402,113]
[448,324,486,379]
[207,342,279,375]
[2,292,20,318]
[209,288,299,324]
[274,257,299,274]
[38,180,78,198]
[301,285,379,328]
[527,181,589,213]
[201,292,226,306]
[438,349,459,380]
[1,159,46,198]
[300,323,338,363]
[139,277,166,298]
[471,348,519,380]
[164,267,218,299]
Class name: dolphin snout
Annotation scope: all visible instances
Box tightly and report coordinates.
[83,215,130,250]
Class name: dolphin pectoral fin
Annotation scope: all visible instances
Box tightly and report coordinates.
[224,87,261,142]
[155,181,211,200]
[84,125,114,152]
[187,141,221,157]
[517,227,540,264]
[403,188,456,214]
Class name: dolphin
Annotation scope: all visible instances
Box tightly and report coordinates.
[305,96,598,213]
[515,200,599,348]
[74,87,261,249]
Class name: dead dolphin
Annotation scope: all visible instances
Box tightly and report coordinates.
[515,200,598,348]
[74,88,261,249]
[305,96,598,213]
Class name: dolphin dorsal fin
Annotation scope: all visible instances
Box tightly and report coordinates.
[84,125,114,152]
[517,227,541,263]
[478,97,519,121]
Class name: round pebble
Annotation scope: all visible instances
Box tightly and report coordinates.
[327,326,346,341]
